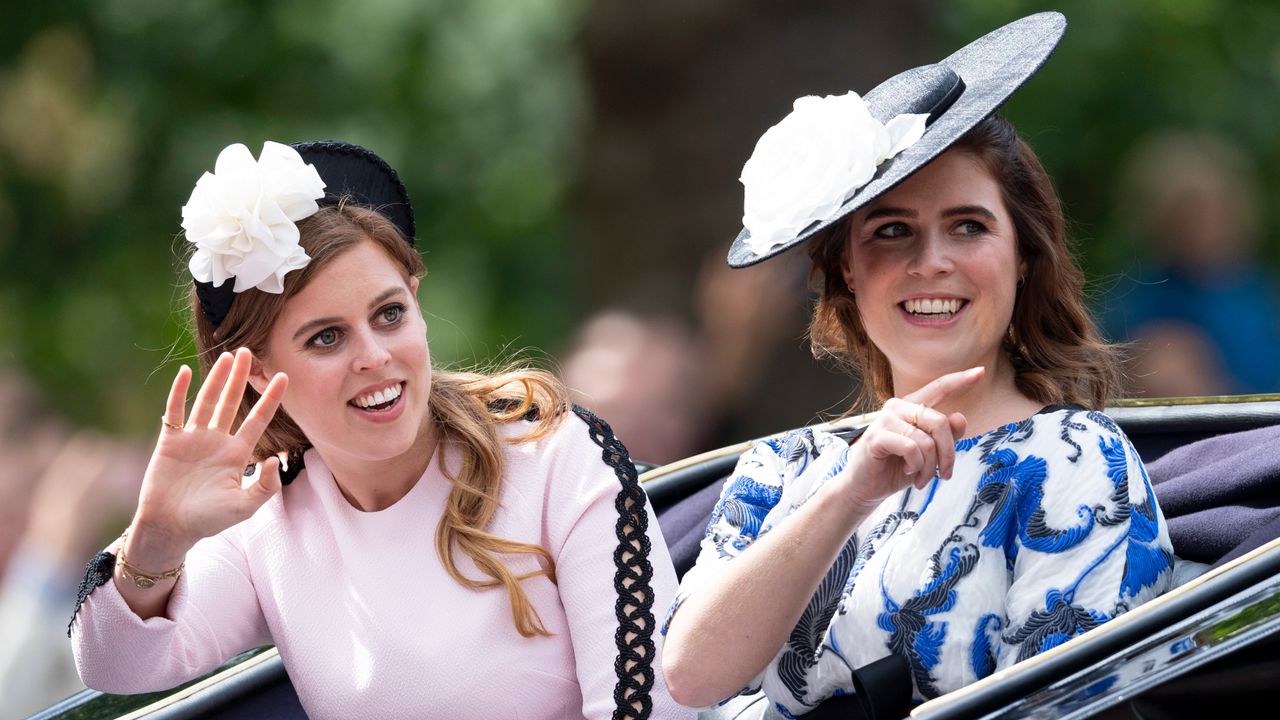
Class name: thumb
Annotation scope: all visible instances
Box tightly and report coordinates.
[245,456,283,509]
[948,412,967,440]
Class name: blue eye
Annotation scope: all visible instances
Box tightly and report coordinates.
[310,328,339,347]
[957,220,988,235]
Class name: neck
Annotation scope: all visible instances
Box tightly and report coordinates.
[318,413,440,512]
[891,352,1043,438]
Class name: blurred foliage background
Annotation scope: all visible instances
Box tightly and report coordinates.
[2,0,1278,438]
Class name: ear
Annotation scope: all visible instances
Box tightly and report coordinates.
[409,275,420,296]
[247,354,272,395]
[840,252,856,295]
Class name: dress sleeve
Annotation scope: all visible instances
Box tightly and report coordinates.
[543,408,694,720]
[659,429,850,705]
[997,411,1175,670]
[69,527,271,694]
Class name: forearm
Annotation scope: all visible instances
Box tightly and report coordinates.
[662,478,869,707]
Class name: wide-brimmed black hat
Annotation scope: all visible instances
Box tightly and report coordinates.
[194,140,416,328]
[727,11,1066,268]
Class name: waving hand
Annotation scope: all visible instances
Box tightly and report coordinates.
[133,348,289,553]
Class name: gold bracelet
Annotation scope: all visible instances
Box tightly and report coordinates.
[117,530,185,589]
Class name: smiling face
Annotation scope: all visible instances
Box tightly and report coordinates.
[842,149,1024,394]
[255,240,432,469]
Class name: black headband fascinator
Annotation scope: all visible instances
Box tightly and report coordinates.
[188,140,416,328]
[291,140,416,245]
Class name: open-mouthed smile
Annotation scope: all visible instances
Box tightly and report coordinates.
[349,381,405,416]
[900,297,968,323]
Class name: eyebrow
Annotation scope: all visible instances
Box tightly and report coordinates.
[864,206,917,221]
[290,286,408,342]
[863,205,998,222]
[942,205,998,222]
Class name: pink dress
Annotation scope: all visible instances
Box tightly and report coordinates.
[71,410,691,719]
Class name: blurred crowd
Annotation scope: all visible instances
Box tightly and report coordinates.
[0,372,145,718]
[1100,130,1280,398]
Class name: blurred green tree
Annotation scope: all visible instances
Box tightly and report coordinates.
[0,0,585,433]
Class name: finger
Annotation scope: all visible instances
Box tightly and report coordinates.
[244,456,283,511]
[908,425,938,485]
[235,372,289,445]
[915,408,956,479]
[905,366,985,411]
[248,456,281,497]
[948,412,967,440]
[882,398,919,428]
[189,352,235,428]
[163,365,193,430]
[870,427,926,477]
[212,348,253,432]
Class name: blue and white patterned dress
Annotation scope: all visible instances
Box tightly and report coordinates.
[665,406,1174,716]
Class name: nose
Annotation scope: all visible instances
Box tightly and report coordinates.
[350,327,392,372]
[907,231,954,278]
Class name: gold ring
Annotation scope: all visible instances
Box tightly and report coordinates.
[908,405,922,428]
[162,418,183,432]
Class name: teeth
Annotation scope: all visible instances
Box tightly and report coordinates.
[354,383,402,408]
[905,298,961,315]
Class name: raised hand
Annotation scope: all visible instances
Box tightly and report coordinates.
[130,348,288,560]
[837,366,983,513]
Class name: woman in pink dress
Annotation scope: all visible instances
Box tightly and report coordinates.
[69,139,689,719]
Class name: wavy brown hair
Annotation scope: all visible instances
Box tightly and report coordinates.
[190,203,567,637]
[809,114,1119,411]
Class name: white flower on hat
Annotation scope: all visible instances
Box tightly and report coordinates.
[740,92,926,255]
[182,141,327,293]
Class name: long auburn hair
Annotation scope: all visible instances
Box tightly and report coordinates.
[190,203,567,637]
[808,114,1119,411]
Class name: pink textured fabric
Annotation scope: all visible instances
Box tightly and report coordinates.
[71,413,691,719]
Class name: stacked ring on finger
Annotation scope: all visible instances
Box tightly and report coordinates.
[162,417,183,432]
[900,408,918,436]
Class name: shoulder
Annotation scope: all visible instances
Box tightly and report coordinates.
[745,426,848,466]
[495,404,616,459]
[966,406,1137,483]
[496,404,638,497]
[723,427,851,500]
[1018,405,1131,452]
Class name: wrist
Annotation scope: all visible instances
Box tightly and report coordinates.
[826,472,883,523]
[122,517,196,570]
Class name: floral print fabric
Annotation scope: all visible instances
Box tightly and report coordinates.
[666,407,1173,717]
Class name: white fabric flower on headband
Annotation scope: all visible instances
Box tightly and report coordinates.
[182,141,327,294]
[740,92,927,255]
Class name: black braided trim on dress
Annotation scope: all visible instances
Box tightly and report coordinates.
[67,551,116,637]
[571,405,656,720]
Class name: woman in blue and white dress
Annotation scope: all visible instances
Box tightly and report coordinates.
[661,13,1174,717]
